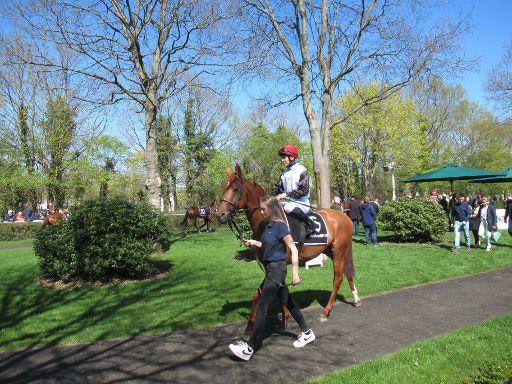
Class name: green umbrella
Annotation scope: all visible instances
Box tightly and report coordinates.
[468,168,512,183]
[402,164,503,191]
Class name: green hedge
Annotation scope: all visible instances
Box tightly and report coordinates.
[378,198,448,243]
[34,197,172,281]
[0,222,41,241]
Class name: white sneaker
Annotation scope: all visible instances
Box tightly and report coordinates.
[293,329,316,348]
[229,340,253,361]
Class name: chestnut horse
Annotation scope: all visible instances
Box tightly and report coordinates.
[217,164,361,334]
[41,211,67,227]
[181,202,217,234]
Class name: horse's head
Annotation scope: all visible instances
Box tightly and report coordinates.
[217,164,248,224]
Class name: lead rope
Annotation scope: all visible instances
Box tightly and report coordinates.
[226,215,267,275]
[227,214,291,287]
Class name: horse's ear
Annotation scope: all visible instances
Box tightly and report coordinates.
[235,163,242,178]
[225,167,232,175]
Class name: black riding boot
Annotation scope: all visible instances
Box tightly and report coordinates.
[289,208,315,236]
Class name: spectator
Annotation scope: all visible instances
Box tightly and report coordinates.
[370,197,380,216]
[505,193,512,237]
[3,210,16,222]
[451,193,472,252]
[347,195,362,236]
[15,212,25,222]
[469,198,482,248]
[360,197,378,246]
[330,196,343,211]
[31,210,43,221]
[478,197,497,252]
[23,206,34,222]
[438,193,450,230]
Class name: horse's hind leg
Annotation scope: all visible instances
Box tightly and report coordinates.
[322,246,348,318]
[182,217,188,235]
[347,277,362,307]
[322,259,343,318]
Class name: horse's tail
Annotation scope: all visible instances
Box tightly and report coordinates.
[342,244,355,279]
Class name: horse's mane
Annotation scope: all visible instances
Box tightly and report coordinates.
[224,170,267,199]
[249,179,267,197]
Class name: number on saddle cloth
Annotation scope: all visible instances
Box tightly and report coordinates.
[285,212,328,245]
[198,207,210,219]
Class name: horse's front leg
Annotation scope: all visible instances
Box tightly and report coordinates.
[280,304,289,331]
[244,288,261,335]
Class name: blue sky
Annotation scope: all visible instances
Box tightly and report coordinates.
[1,1,510,116]
[450,0,512,110]
[233,1,512,116]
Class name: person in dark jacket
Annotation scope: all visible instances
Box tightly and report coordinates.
[478,197,497,251]
[505,194,512,237]
[451,193,472,252]
[3,210,16,222]
[360,198,377,246]
[347,196,362,236]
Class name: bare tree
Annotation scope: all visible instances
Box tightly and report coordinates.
[486,40,512,116]
[236,0,473,207]
[411,78,466,161]
[5,0,235,208]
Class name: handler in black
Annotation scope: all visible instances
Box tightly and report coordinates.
[228,195,316,361]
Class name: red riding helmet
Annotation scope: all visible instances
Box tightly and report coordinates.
[277,145,299,159]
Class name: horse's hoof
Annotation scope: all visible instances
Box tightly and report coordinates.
[318,316,328,322]
[352,299,362,308]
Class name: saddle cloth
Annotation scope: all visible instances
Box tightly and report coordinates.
[198,207,210,218]
[286,212,328,245]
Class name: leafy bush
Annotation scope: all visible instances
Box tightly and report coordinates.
[34,224,78,280]
[35,197,172,281]
[378,198,447,242]
[0,222,41,241]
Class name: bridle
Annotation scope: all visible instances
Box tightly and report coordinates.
[220,176,247,220]
[219,176,261,242]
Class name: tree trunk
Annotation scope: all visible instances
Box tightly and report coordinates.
[307,115,331,209]
[144,100,162,209]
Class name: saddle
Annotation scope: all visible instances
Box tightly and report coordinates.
[285,212,328,246]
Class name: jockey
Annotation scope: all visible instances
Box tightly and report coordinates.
[271,144,316,235]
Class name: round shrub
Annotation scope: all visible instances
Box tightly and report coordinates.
[34,223,78,280]
[378,198,447,243]
[35,197,172,281]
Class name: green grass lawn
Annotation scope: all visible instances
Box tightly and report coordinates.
[305,313,512,384]
[0,227,511,354]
